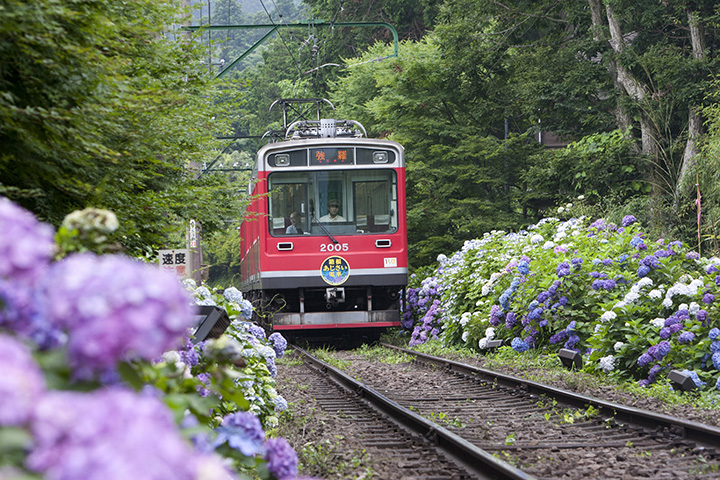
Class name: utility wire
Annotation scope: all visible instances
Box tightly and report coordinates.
[259,0,304,78]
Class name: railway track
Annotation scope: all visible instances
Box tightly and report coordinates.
[278,343,720,479]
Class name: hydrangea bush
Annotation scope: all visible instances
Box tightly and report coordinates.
[0,198,309,480]
[403,211,720,392]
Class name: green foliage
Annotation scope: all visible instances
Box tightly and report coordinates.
[0,0,246,255]
[523,130,649,216]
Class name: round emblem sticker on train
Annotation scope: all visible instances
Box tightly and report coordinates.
[320,256,350,285]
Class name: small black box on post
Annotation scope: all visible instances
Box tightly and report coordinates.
[192,305,231,343]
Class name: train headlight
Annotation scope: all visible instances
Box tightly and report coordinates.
[275,154,290,166]
[372,151,388,164]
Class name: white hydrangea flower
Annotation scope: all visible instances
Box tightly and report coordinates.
[530,234,544,244]
[624,291,640,304]
[478,338,489,349]
[460,312,471,326]
[651,317,666,328]
[600,311,617,323]
[542,241,555,250]
[485,327,495,340]
[689,302,700,316]
[461,331,469,343]
[648,289,662,299]
[613,342,625,351]
[599,355,615,372]
[662,297,673,308]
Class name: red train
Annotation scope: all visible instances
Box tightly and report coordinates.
[239,115,408,342]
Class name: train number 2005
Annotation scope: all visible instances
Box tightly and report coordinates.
[320,243,349,252]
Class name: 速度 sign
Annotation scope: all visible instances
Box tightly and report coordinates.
[159,249,190,279]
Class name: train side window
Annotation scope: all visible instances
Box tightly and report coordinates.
[353,178,393,233]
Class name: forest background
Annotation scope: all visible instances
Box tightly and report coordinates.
[3,0,720,280]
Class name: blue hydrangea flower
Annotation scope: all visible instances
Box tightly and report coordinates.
[637,265,651,277]
[712,352,720,370]
[214,411,265,456]
[517,260,530,276]
[511,337,530,352]
[630,236,645,248]
[710,328,720,340]
[686,251,700,260]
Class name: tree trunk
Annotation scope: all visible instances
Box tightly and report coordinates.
[676,9,705,205]
[587,0,636,148]
[604,4,658,157]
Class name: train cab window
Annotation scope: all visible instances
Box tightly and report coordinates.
[268,169,398,237]
[268,180,309,236]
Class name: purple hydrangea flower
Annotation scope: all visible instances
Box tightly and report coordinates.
[0,334,46,426]
[556,262,571,278]
[564,334,580,349]
[703,293,715,304]
[263,437,299,480]
[657,341,671,358]
[27,388,208,480]
[678,332,695,344]
[638,353,652,367]
[686,251,700,260]
[0,198,56,285]
[269,332,288,358]
[669,323,684,334]
[622,215,637,227]
[505,311,517,328]
[214,411,265,456]
[249,324,267,340]
[549,331,567,344]
[36,254,196,378]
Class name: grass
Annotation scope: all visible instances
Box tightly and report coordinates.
[355,343,415,364]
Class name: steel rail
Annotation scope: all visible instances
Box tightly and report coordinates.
[381,342,720,451]
[291,344,536,480]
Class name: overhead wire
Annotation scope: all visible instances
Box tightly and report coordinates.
[259,0,304,78]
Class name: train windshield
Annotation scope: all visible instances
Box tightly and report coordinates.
[268,169,398,236]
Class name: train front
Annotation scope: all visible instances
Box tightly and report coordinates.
[242,120,408,341]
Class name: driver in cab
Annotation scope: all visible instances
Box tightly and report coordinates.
[319,199,346,222]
